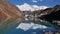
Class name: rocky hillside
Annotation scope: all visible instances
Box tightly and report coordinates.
[40,5,60,21]
[0,0,23,34]
[40,5,60,29]
[33,5,60,29]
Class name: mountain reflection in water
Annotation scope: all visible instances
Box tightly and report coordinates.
[7,18,59,34]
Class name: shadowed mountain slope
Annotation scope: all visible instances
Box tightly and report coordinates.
[34,5,60,29]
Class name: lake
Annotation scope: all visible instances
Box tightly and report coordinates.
[7,18,59,34]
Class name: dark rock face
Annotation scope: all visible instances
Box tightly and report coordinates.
[40,5,60,21]
[40,5,60,29]
[32,5,60,21]
[41,10,60,21]
[0,0,23,34]
[31,5,60,29]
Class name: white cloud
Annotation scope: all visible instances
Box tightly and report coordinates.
[16,3,49,11]
[16,23,48,31]
[32,0,38,3]
[32,0,43,3]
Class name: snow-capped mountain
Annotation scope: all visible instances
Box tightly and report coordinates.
[16,3,49,11]
[16,23,48,31]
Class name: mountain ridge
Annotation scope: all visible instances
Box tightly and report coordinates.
[17,3,48,11]
[32,5,60,29]
[0,0,23,34]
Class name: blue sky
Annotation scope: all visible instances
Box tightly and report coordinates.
[8,0,60,7]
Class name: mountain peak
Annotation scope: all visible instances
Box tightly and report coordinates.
[17,3,49,11]
[54,5,60,9]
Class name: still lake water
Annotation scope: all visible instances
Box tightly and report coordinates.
[7,18,58,34]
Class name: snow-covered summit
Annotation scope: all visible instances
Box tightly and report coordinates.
[16,3,49,11]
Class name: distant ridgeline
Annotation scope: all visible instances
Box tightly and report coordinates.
[33,5,60,29]
[0,0,23,34]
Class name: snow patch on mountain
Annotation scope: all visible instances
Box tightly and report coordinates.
[16,3,49,11]
[16,23,48,31]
